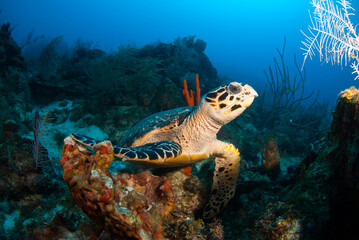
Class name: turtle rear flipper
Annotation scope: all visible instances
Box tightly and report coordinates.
[114,141,182,164]
[204,141,240,219]
[71,133,103,148]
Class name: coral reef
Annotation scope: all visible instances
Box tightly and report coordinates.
[2,15,358,239]
[29,36,218,110]
[0,22,30,137]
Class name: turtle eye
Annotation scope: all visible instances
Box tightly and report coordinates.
[228,83,242,94]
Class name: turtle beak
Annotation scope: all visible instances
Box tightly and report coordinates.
[242,85,258,108]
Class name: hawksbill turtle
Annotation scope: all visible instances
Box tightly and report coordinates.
[71,82,258,218]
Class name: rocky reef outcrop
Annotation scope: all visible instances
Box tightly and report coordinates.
[272,86,359,239]
[28,36,218,109]
[61,137,175,239]
[292,86,359,239]
[0,22,25,75]
[139,36,218,86]
[0,22,30,138]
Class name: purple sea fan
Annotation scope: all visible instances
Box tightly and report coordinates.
[33,111,52,169]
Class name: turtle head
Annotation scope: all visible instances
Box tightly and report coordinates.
[202,82,258,124]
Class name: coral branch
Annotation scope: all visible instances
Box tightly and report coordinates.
[302,0,359,80]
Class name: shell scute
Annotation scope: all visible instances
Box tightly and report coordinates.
[119,106,193,147]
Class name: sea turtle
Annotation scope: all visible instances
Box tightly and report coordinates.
[71,82,258,218]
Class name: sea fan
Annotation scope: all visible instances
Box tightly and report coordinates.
[33,111,53,169]
[301,0,359,80]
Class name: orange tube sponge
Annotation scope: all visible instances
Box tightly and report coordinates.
[182,74,201,107]
[195,74,201,105]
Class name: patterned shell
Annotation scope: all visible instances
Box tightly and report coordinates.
[118,106,194,147]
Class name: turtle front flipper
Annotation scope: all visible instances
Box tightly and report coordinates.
[71,133,103,149]
[203,141,240,219]
[114,141,182,164]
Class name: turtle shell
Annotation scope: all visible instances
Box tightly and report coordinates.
[119,106,194,147]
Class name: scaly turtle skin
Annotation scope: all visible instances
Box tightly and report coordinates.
[71,82,258,218]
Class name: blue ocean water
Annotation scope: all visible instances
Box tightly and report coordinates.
[2,0,359,104]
